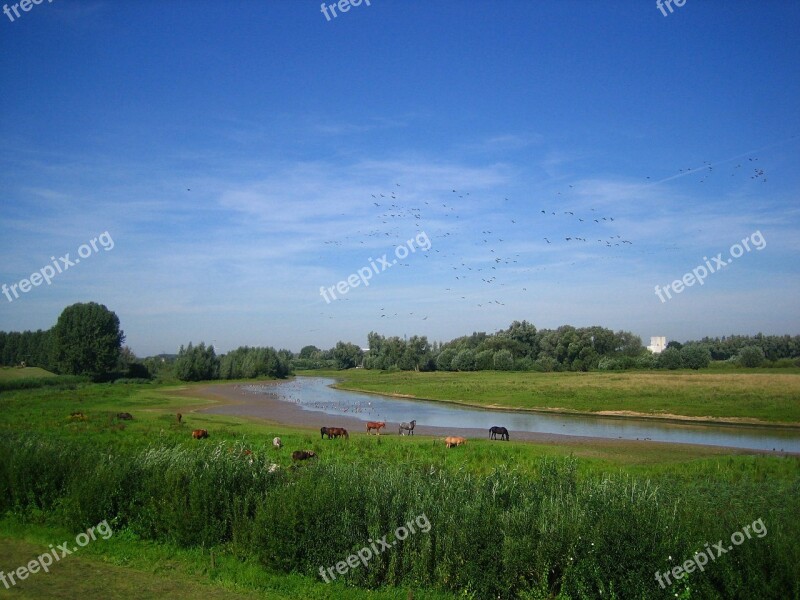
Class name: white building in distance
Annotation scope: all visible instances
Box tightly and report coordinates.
[647,336,667,353]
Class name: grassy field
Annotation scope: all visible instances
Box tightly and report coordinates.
[306,369,800,424]
[0,376,798,598]
[0,366,56,380]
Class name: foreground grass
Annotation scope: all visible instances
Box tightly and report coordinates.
[1,379,799,598]
[0,517,444,599]
[305,369,800,424]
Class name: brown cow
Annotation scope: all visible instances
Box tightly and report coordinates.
[292,450,317,461]
[191,429,209,439]
[445,436,467,448]
[366,421,386,435]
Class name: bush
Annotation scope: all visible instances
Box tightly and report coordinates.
[738,345,766,368]
[680,344,712,370]
[657,347,683,370]
[493,349,513,371]
[451,349,477,372]
[514,356,534,371]
[475,349,494,371]
[436,348,457,371]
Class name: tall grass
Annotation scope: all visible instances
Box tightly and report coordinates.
[0,433,797,598]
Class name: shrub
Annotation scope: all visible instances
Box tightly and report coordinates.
[738,345,766,368]
[658,347,683,370]
[493,349,513,371]
[680,344,712,370]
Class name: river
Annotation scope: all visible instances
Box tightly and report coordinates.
[235,377,800,452]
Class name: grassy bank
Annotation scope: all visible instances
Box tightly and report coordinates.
[304,369,800,424]
[1,380,798,598]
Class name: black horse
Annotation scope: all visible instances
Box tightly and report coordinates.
[320,426,329,439]
[489,426,509,441]
[399,420,416,435]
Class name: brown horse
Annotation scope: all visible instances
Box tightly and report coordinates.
[366,421,386,435]
[191,429,209,439]
[325,427,349,439]
[445,436,467,448]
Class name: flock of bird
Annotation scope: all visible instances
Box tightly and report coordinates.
[313,155,770,324]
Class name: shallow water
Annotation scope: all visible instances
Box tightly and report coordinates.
[238,377,800,452]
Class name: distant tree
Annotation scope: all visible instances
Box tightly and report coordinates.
[513,356,533,371]
[436,348,457,371]
[52,302,124,376]
[658,347,683,370]
[299,345,320,359]
[493,349,513,371]
[452,349,476,371]
[332,342,363,370]
[475,349,494,370]
[680,344,711,370]
[738,345,765,368]
[174,342,219,381]
[666,340,683,351]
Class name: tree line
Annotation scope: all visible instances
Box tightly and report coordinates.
[308,323,800,372]
[2,305,798,379]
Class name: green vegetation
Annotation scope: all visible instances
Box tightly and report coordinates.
[0,366,55,380]
[0,380,798,598]
[309,369,800,424]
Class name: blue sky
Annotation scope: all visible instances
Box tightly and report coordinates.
[1,0,798,356]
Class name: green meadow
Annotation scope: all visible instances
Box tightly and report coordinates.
[0,374,798,599]
[310,368,800,424]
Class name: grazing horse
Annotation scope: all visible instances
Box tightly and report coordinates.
[320,426,330,439]
[489,426,509,441]
[192,429,209,439]
[399,420,416,435]
[292,450,317,461]
[326,427,349,439]
[366,421,386,435]
[445,436,467,448]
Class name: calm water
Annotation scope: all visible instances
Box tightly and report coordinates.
[239,377,800,453]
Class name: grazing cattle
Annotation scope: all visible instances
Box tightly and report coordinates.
[273,436,283,448]
[292,450,317,461]
[116,412,134,420]
[176,413,182,424]
[325,427,349,439]
[489,426,509,441]
[399,420,416,435]
[366,421,386,435]
[445,436,467,448]
[191,429,209,439]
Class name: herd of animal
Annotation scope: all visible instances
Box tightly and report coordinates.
[95,410,510,461]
